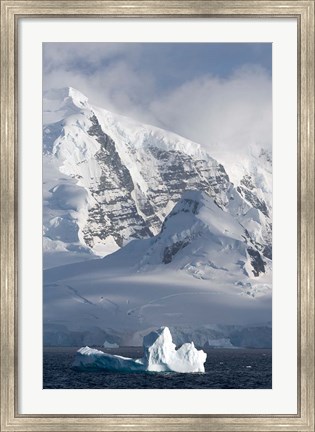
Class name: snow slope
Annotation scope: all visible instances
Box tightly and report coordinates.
[44,190,271,347]
[133,190,270,279]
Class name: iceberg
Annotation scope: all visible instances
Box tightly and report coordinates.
[103,341,119,349]
[73,327,207,373]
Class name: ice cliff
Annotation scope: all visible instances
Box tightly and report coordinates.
[72,327,207,373]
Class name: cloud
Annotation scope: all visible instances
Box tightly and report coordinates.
[43,43,156,120]
[148,65,272,162]
[43,44,272,163]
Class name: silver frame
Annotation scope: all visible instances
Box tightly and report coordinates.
[0,1,314,431]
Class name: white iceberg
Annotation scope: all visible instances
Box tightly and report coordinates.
[73,327,207,373]
[103,341,119,349]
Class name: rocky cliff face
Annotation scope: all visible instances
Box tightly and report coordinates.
[43,87,272,268]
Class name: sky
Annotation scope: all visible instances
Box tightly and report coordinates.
[43,43,272,161]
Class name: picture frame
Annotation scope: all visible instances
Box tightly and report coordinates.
[0,0,314,431]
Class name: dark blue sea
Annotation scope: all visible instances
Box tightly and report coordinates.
[43,347,271,389]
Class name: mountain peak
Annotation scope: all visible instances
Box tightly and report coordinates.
[44,86,88,105]
[67,87,89,107]
[130,188,266,277]
[160,189,244,241]
[43,87,90,124]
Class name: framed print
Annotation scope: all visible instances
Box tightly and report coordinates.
[0,1,314,431]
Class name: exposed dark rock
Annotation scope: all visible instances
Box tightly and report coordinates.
[237,185,269,217]
[247,247,266,277]
[262,245,272,260]
[163,240,190,264]
[68,115,272,258]
[82,115,152,248]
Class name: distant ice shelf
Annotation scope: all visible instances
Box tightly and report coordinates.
[72,327,207,373]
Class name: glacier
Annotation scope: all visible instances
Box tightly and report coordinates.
[72,327,207,373]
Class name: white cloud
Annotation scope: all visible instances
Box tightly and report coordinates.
[148,65,272,162]
[43,46,156,120]
[44,45,272,163]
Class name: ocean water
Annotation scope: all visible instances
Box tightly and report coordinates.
[43,347,272,389]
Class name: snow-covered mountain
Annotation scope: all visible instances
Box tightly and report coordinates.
[43,189,271,347]
[100,190,271,280]
[43,87,272,268]
[43,87,272,347]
